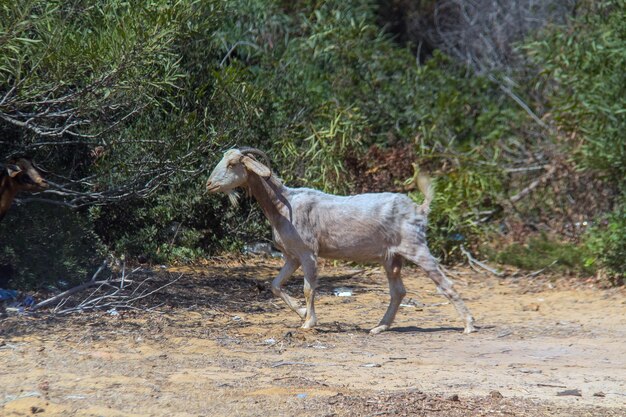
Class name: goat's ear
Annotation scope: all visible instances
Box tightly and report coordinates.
[241,156,271,178]
[6,164,22,178]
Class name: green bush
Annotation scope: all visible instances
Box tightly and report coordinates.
[86,0,518,261]
[492,234,594,276]
[4,0,622,288]
[0,205,105,289]
[584,201,626,284]
[526,0,626,277]
[527,0,626,180]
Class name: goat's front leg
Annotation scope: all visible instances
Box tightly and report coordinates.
[271,257,306,319]
[300,256,318,329]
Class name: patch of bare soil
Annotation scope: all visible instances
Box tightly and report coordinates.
[1,258,625,416]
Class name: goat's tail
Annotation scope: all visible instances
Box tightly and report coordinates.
[417,174,434,214]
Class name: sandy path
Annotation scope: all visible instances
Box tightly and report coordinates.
[1,259,625,416]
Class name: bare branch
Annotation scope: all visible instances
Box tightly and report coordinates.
[509,165,557,204]
[30,260,108,311]
[220,41,261,67]
[28,261,181,316]
[460,245,503,276]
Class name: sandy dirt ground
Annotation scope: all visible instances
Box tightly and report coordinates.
[1,258,625,416]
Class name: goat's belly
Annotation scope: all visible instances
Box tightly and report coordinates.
[315,225,395,261]
[318,242,388,262]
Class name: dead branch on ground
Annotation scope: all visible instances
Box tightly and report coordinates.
[30,260,108,311]
[30,260,183,315]
[459,245,503,277]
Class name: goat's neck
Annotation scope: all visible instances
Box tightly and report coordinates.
[246,173,291,225]
[0,175,17,222]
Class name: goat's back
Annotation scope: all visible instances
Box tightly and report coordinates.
[285,188,427,261]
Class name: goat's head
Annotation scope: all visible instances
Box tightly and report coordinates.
[206,148,271,196]
[2,157,49,192]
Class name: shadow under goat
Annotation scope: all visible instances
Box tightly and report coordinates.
[0,157,49,222]
[206,147,476,334]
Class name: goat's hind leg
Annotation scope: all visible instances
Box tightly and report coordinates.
[408,249,476,334]
[300,257,318,330]
[371,255,406,335]
[271,257,306,319]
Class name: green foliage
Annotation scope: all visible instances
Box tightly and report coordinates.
[526,0,626,179]
[0,205,105,289]
[412,52,520,146]
[422,162,503,260]
[0,0,187,136]
[0,0,207,287]
[491,235,595,276]
[303,107,365,193]
[526,0,626,278]
[3,0,623,289]
[584,201,626,283]
[2,0,521,276]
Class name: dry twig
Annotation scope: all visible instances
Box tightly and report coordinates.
[29,260,183,315]
[459,245,503,277]
[509,165,558,204]
[30,260,108,311]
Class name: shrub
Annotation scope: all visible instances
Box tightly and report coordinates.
[492,234,594,276]
[526,0,626,278]
[584,201,626,284]
[0,205,105,290]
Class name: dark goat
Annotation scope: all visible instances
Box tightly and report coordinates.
[0,158,49,222]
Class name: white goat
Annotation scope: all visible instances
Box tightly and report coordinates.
[206,147,476,334]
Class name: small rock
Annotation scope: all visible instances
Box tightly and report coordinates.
[264,338,276,345]
[557,389,582,397]
[327,393,344,405]
[593,391,606,398]
[30,406,45,414]
[497,330,512,338]
[400,298,425,309]
[519,368,542,374]
[362,363,381,368]
[243,242,272,256]
[489,390,503,399]
[333,287,353,297]
[270,251,284,259]
[447,394,460,401]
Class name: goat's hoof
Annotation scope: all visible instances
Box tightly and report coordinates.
[296,307,307,319]
[301,319,317,330]
[370,325,390,335]
[463,324,477,334]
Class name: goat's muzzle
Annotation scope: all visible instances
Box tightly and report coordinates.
[206,180,219,193]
